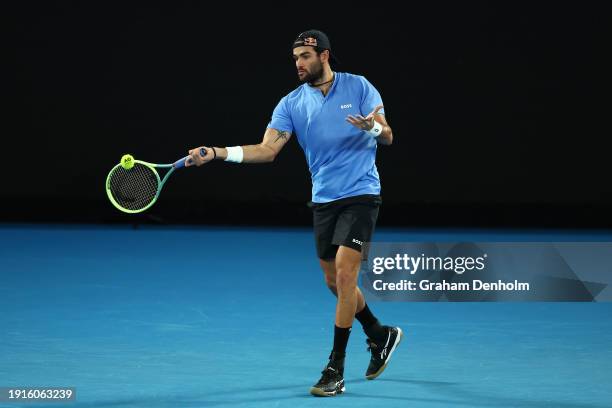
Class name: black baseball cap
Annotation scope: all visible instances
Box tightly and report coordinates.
[292,29,340,64]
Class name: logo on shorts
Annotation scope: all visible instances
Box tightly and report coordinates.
[352,238,363,246]
[340,104,353,109]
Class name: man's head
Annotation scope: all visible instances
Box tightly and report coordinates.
[292,29,337,83]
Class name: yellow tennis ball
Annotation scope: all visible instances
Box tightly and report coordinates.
[121,154,134,170]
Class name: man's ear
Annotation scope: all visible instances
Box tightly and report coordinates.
[321,49,330,63]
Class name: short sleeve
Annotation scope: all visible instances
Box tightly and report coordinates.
[359,76,385,116]
[267,96,294,133]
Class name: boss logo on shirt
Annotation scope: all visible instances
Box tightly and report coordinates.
[340,104,353,109]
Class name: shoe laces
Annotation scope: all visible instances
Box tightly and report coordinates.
[367,338,389,360]
[320,366,338,382]
[366,338,379,353]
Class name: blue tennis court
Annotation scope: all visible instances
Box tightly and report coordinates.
[1,225,612,407]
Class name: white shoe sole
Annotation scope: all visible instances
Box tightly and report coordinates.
[310,383,345,397]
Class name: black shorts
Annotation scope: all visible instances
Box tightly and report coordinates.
[309,194,382,260]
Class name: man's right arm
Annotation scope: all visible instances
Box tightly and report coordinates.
[186,128,292,166]
[215,127,291,163]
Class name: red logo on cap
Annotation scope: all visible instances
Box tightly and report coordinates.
[303,37,318,46]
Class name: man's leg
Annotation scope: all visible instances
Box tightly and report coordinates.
[319,257,388,344]
[310,195,402,396]
[310,247,359,397]
[330,245,361,377]
[323,197,404,381]
[327,247,403,380]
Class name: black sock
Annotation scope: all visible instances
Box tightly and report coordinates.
[330,326,351,363]
[355,304,387,342]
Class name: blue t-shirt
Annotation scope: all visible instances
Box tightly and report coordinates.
[268,72,384,203]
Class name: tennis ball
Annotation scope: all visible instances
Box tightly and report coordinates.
[121,154,134,170]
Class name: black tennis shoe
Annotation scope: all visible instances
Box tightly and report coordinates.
[310,353,345,397]
[365,326,403,380]
[310,366,345,397]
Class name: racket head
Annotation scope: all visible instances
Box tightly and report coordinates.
[105,161,162,213]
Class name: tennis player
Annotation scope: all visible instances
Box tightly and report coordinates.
[187,29,402,397]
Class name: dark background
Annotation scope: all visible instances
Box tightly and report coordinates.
[5,3,610,228]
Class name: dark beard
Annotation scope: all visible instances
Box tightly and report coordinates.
[300,61,324,84]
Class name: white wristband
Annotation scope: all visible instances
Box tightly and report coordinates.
[225,146,244,163]
[365,121,383,138]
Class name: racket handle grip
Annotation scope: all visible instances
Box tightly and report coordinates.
[174,148,207,169]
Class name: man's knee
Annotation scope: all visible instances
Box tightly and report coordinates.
[335,265,357,292]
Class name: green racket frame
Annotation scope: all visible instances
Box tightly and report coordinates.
[105,148,204,214]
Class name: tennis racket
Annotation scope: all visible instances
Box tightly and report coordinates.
[105,148,206,213]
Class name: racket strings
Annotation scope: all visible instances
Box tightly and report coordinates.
[108,163,159,211]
